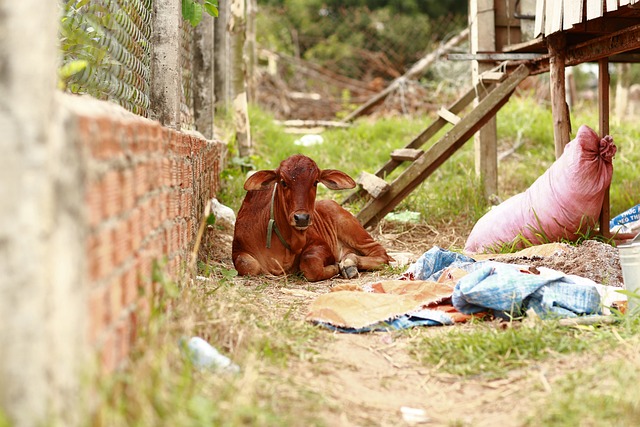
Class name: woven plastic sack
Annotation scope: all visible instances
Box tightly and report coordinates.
[465,125,616,253]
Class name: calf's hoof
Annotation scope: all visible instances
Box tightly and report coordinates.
[339,258,358,279]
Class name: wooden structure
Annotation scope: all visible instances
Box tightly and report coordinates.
[349,0,640,232]
[345,65,530,228]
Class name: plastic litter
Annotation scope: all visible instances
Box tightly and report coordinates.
[210,197,236,226]
[384,210,421,223]
[400,406,430,425]
[181,336,240,374]
[610,203,640,234]
[293,134,324,146]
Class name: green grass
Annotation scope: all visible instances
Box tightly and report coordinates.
[525,351,640,426]
[411,314,640,378]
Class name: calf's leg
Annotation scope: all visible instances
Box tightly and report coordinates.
[300,245,339,282]
[233,252,264,276]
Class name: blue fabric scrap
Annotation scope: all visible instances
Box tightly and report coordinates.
[452,263,602,318]
[404,246,476,281]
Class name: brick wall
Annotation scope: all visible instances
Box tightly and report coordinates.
[70,97,224,371]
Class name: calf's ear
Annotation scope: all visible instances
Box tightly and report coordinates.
[319,169,356,190]
[244,170,277,191]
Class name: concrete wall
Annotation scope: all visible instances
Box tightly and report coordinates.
[0,0,86,425]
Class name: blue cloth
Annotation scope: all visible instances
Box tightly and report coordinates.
[452,263,602,318]
[405,246,475,281]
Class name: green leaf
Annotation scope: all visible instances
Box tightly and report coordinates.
[182,0,192,20]
[59,60,88,79]
[206,213,216,226]
[189,3,203,27]
[204,0,219,17]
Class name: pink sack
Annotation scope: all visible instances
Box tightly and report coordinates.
[465,125,616,253]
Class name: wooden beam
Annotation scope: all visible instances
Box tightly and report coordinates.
[548,33,571,158]
[527,24,640,75]
[599,58,611,238]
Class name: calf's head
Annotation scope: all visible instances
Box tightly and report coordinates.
[244,155,356,230]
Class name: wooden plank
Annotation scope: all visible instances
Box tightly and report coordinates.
[620,0,630,6]
[356,171,390,198]
[564,0,584,30]
[606,0,619,12]
[598,58,611,238]
[356,65,531,228]
[546,0,563,35]
[535,0,546,37]
[342,86,478,206]
[480,72,506,83]
[437,108,461,125]
[390,148,423,162]
[587,0,604,20]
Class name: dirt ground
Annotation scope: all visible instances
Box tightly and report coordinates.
[200,220,626,426]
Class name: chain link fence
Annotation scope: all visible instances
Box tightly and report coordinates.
[60,0,154,117]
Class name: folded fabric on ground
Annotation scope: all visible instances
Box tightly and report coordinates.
[306,280,462,332]
[453,263,602,318]
[306,246,620,333]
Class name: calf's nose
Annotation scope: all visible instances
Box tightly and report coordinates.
[293,213,310,227]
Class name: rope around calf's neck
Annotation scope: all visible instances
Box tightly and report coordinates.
[266,183,291,250]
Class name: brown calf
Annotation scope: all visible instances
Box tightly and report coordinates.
[232,155,392,282]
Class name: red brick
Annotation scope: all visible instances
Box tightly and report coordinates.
[87,286,108,344]
[102,169,122,219]
[168,190,180,218]
[100,330,117,374]
[86,180,104,228]
[121,267,137,307]
[113,219,132,267]
[108,276,123,325]
[92,118,121,160]
[121,168,135,212]
[87,232,100,283]
[161,158,172,187]
[128,311,138,346]
[134,163,148,198]
[129,207,142,251]
[90,226,114,282]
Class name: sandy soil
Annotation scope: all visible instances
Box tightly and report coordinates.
[200,220,626,426]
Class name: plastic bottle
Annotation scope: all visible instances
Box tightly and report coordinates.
[182,336,240,374]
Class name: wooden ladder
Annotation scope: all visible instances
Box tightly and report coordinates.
[343,64,531,228]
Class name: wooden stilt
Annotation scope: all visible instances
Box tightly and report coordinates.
[599,58,611,237]
[548,33,571,158]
